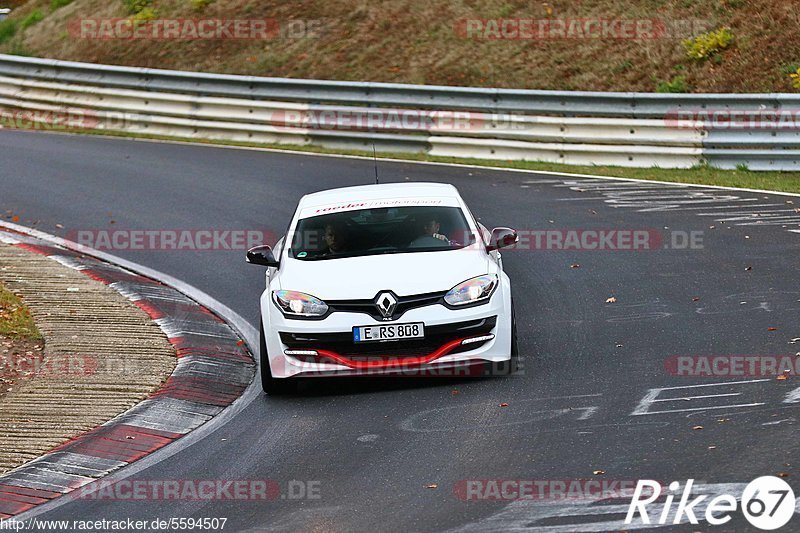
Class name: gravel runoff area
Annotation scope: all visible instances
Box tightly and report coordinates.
[0,242,176,474]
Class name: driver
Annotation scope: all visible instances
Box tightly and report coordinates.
[409,218,450,248]
[420,219,448,241]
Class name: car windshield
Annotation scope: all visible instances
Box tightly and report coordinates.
[289,205,475,261]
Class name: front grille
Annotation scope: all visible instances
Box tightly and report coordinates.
[327,291,447,321]
[280,316,496,359]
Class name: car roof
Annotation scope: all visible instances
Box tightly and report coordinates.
[298,182,460,210]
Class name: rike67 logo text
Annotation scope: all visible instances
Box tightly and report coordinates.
[626,477,795,530]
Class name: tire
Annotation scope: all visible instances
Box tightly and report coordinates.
[260,318,297,395]
[486,297,518,377]
[508,298,519,373]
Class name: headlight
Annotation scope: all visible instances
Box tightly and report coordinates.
[273,290,329,317]
[444,274,498,306]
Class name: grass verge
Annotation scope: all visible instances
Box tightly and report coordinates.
[0,282,41,341]
[0,281,43,397]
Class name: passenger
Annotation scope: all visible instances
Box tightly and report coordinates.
[322,221,348,255]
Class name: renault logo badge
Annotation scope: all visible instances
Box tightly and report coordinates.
[375,292,397,319]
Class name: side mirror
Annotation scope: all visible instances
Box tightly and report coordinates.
[487,227,518,251]
[246,245,279,267]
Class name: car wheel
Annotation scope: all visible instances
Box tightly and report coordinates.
[485,297,518,377]
[260,318,297,395]
[508,297,519,373]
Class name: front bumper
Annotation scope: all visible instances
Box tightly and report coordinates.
[261,288,512,378]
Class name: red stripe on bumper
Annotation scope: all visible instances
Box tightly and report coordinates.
[315,338,466,369]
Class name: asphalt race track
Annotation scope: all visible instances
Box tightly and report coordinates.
[2,130,799,532]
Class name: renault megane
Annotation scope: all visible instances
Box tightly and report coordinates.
[246,182,519,394]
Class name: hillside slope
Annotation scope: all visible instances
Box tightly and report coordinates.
[0,0,797,93]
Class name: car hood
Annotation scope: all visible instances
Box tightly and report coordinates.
[276,249,492,300]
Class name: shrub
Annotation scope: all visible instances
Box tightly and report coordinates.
[50,0,73,10]
[123,0,152,15]
[9,42,34,56]
[131,6,157,21]
[656,75,689,93]
[0,19,17,44]
[790,68,800,90]
[20,10,44,30]
[190,0,214,11]
[613,60,633,73]
[683,27,734,60]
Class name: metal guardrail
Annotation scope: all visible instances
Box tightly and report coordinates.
[0,54,798,170]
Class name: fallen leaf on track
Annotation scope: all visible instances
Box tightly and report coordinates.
[593,470,605,475]
[605,297,616,303]
[692,426,703,430]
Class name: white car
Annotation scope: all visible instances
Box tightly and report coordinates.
[247,182,518,394]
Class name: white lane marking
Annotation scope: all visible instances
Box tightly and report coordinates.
[630,380,770,416]
[634,403,766,415]
[547,177,800,232]
[690,203,787,211]
[762,418,795,426]
[561,187,695,194]
[651,393,741,402]
[784,387,800,404]
[710,211,800,218]
[636,379,770,391]
[736,218,800,226]
[696,208,797,216]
